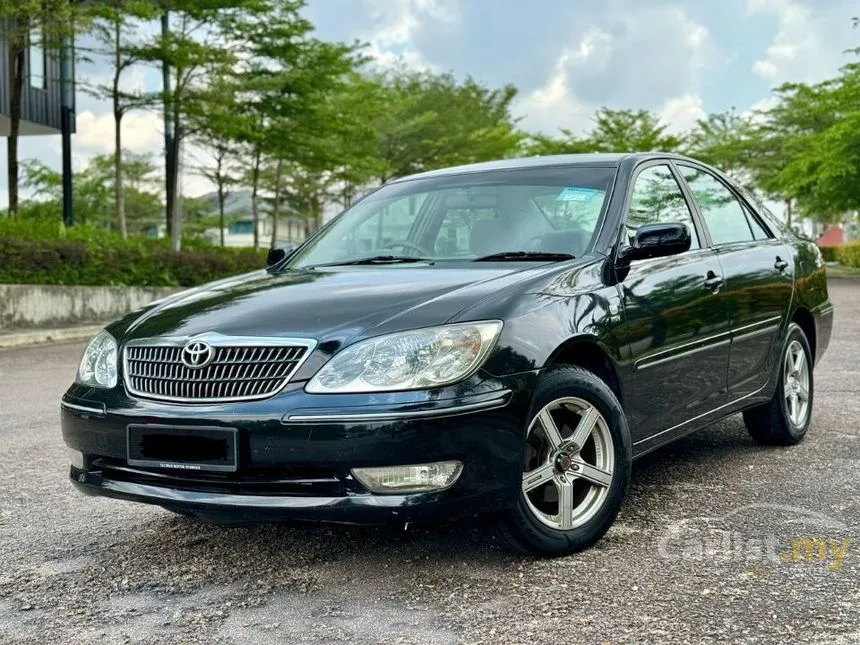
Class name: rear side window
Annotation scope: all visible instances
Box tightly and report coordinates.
[680,166,755,246]
[628,164,700,249]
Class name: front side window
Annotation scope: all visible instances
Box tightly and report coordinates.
[627,164,700,249]
[289,166,616,268]
[680,166,756,246]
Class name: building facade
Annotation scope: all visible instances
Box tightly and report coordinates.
[0,21,74,136]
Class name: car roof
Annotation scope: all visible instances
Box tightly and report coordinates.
[391,152,695,183]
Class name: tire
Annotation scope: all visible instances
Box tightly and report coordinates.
[743,322,814,446]
[497,365,632,556]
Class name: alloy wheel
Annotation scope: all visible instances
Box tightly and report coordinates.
[784,339,810,426]
[522,397,614,530]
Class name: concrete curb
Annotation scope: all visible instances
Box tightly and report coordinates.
[0,325,104,348]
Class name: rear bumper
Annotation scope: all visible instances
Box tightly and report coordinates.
[62,372,537,524]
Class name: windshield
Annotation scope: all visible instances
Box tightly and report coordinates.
[289,166,617,269]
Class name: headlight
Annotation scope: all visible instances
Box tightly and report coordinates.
[76,330,118,389]
[306,321,502,393]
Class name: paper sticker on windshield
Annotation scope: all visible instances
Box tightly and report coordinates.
[556,187,599,203]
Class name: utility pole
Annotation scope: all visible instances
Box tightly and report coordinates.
[60,31,74,227]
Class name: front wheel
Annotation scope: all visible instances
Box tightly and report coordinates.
[743,322,814,445]
[497,365,632,556]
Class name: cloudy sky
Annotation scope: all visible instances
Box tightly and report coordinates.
[2,0,858,205]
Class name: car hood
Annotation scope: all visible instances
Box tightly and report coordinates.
[122,265,542,346]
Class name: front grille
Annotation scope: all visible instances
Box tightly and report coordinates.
[124,339,312,403]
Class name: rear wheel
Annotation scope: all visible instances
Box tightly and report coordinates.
[743,323,813,445]
[497,365,631,556]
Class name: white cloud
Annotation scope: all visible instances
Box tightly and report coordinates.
[514,7,715,135]
[362,0,460,69]
[513,47,593,134]
[748,0,846,84]
[75,109,163,155]
[659,94,707,134]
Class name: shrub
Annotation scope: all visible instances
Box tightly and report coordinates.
[837,242,860,268]
[818,246,839,263]
[0,220,266,287]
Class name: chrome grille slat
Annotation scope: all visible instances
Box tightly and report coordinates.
[124,338,312,403]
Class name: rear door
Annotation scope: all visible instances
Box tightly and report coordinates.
[618,162,731,443]
[676,164,793,400]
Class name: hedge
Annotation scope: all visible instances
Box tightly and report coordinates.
[837,242,860,269]
[818,246,839,263]
[0,220,267,287]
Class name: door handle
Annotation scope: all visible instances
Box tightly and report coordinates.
[774,256,789,272]
[704,270,723,291]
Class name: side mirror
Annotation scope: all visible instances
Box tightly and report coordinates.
[621,222,691,262]
[266,244,296,270]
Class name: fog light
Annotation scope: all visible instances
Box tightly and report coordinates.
[68,448,84,470]
[351,461,463,494]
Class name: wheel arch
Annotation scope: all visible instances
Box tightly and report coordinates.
[545,336,624,405]
[791,306,816,362]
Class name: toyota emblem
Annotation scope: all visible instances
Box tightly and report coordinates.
[181,340,214,369]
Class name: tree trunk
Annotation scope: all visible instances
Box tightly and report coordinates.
[786,200,792,229]
[113,19,127,238]
[251,145,261,251]
[270,158,284,248]
[217,155,226,248]
[7,41,26,215]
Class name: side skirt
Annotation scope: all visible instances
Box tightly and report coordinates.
[631,386,771,460]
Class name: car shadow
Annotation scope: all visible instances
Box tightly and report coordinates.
[92,414,768,588]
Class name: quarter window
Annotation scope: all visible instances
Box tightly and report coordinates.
[628,165,700,249]
[681,167,755,245]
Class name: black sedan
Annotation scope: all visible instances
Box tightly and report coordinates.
[62,153,834,555]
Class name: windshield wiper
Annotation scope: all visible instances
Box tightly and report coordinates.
[310,255,434,268]
[472,251,575,262]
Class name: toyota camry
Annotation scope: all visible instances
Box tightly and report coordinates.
[61,153,833,555]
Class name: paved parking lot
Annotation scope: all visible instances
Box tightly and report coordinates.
[1,280,858,644]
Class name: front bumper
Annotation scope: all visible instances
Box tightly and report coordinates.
[62,372,537,524]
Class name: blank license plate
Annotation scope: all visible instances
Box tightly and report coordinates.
[127,425,238,472]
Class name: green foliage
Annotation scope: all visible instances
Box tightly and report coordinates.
[0,220,265,287]
[20,154,162,233]
[837,243,860,268]
[819,246,839,263]
[525,108,683,157]
[368,70,522,181]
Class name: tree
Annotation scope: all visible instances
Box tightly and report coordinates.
[766,59,860,222]
[129,0,274,247]
[20,154,160,231]
[79,0,159,238]
[589,108,683,153]
[524,130,595,157]
[188,75,243,246]
[226,0,360,247]
[685,109,757,182]
[369,70,522,182]
[0,0,84,214]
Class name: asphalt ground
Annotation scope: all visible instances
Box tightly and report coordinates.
[0,280,858,644]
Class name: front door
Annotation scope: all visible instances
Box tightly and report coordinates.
[617,163,731,444]
[677,164,794,400]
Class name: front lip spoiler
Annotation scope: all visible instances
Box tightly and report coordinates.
[282,390,511,423]
[70,467,500,524]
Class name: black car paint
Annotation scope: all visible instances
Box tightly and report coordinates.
[62,153,834,524]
